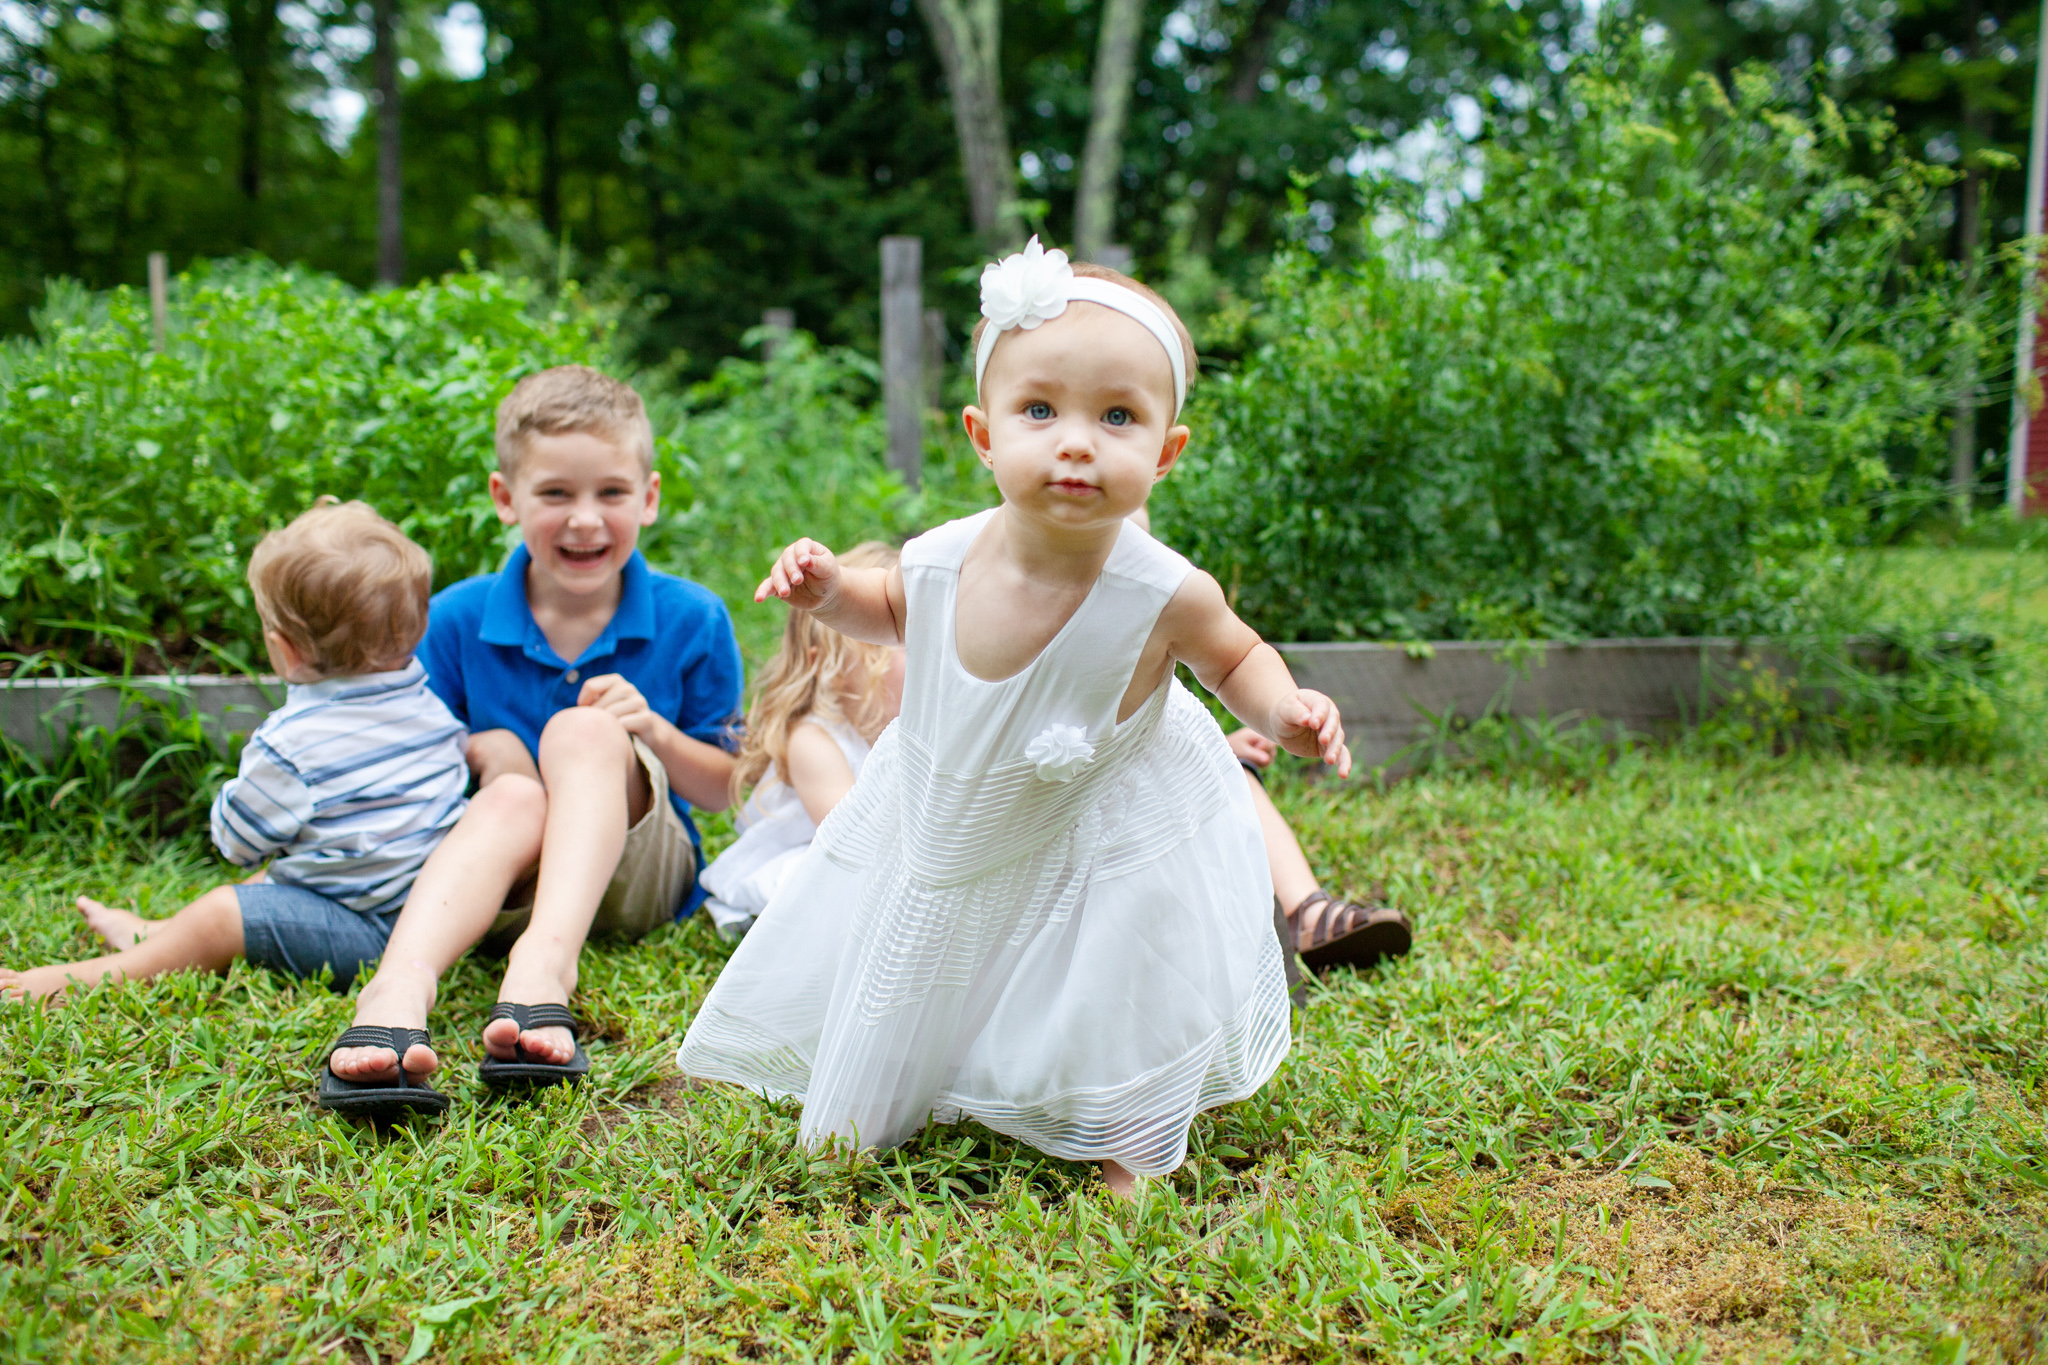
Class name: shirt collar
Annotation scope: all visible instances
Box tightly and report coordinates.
[283,658,427,709]
[478,543,656,663]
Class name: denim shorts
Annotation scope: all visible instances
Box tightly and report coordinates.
[236,882,399,991]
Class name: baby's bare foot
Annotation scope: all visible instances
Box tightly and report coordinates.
[0,964,94,1003]
[1101,1160,1143,1200]
[76,897,154,951]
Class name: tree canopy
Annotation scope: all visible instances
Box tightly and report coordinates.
[0,0,2034,383]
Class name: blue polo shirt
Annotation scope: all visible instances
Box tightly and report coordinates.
[419,545,744,912]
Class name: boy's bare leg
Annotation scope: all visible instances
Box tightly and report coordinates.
[484,707,651,1065]
[0,885,246,1002]
[1247,771,1320,917]
[329,773,548,1083]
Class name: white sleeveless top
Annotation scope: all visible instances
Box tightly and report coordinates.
[677,509,1289,1175]
[699,719,872,940]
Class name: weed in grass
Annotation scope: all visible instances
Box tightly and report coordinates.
[3,749,2045,1360]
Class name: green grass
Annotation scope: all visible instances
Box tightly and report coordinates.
[3,747,2045,1362]
[1862,546,2048,632]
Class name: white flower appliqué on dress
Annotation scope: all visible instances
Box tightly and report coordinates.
[978,236,1072,333]
[1024,724,1095,782]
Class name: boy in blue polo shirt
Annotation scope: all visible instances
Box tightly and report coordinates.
[327,366,741,1096]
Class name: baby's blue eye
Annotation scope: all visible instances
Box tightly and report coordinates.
[1025,402,1053,420]
[1104,408,1132,427]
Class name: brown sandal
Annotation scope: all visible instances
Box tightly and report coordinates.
[1290,889,1412,974]
[1274,897,1308,1012]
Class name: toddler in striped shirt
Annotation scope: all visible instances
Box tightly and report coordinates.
[1,499,470,1002]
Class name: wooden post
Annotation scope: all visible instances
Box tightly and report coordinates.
[881,236,923,486]
[2011,0,2048,516]
[761,307,794,363]
[923,308,947,409]
[147,252,168,353]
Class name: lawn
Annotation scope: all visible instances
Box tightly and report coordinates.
[4,741,2045,1362]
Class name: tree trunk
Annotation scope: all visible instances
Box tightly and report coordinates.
[226,0,277,207]
[1192,0,1289,256]
[535,1,563,235]
[105,0,141,274]
[374,0,404,285]
[602,0,672,273]
[1074,0,1144,263]
[914,0,1022,249]
[31,32,76,276]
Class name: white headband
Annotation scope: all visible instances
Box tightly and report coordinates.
[974,237,1186,418]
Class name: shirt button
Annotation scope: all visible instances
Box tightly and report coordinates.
[565,669,580,683]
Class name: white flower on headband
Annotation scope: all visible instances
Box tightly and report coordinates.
[1024,723,1094,782]
[979,236,1072,333]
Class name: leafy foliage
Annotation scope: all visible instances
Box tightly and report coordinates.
[641,332,991,661]
[0,259,989,673]
[0,261,607,671]
[1154,62,2006,644]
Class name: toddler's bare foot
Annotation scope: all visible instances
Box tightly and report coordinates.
[328,965,441,1083]
[0,963,100,1003]
[76,897,155,951]
[1101,1160,1143,1200]
[484,949,577,1065]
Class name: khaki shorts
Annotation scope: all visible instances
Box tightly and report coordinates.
[484,736,698,951]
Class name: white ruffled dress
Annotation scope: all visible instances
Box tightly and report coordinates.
[676,510,1290,1175]
[700,720,872,940]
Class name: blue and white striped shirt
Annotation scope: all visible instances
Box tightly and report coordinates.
[210,660,470,915]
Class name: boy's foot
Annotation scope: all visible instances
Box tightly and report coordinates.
[77,897,155,951]
[1101,1160,1144,1200]
[0,964,93,1003]
[328,968,440,1083]
[484,957,577,1065]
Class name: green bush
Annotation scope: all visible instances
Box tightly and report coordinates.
[1154,57,2002,644]
[0,261,987,672]
[643,334,991,661]
[0,261,608,671]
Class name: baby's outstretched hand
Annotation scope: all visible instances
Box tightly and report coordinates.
[755,538,839,611]
[1272,689,1352,778]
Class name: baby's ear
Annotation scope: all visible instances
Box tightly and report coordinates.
[962,406,995,462]
[1155,425,1190,479]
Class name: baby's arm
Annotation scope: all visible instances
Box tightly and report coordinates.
[756,538,906,646]
[784,721,859,824]
[209,737,316,866]
[1161,572,1352,777]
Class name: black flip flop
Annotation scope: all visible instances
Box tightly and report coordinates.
[317,1025,451,1117]
[478,1002,590,1089]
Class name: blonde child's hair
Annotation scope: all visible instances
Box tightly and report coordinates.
[494,365,655,481]
[969,259,1198,391]
[248,497,432,676]
[732,541,901,801]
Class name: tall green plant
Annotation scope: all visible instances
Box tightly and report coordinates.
[0,260,609,670]
[0,260,992,672]
[1154,57,2006,644]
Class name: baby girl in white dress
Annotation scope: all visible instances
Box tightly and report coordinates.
[677,239,1352,1195]
[701,543,904,940]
